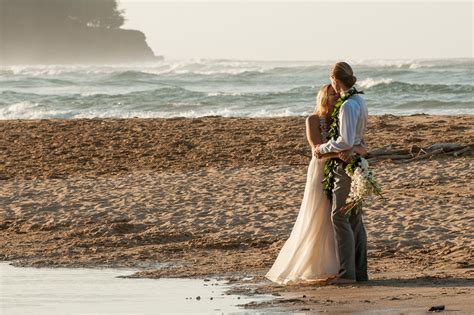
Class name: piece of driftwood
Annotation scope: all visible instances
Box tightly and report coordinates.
[301,143,471,165]
[426,143,462,152]
[366,150,411,158]
[369,154,413,160]
[367,145,393,156]
[400,148,444,163]
[451,146,472,157]
[367,143,472,164]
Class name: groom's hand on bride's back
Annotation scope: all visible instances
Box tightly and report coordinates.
[338,149,353,163]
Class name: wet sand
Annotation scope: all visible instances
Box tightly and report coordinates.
[1,114,473,313]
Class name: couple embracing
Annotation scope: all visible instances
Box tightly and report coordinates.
[266,62,369,285]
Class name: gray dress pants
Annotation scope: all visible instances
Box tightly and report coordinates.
[331,161,368,281]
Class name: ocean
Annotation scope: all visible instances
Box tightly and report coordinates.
[0,58,472,119]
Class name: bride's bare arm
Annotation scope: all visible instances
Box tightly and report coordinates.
[305,115,322,150]
[306,115,341,159]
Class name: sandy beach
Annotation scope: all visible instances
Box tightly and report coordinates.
[1,114,473,313]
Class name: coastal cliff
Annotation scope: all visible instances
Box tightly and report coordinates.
[0,0,161,65]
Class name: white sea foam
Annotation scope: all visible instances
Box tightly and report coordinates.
[0,59,308,77]
[1,103,468,120]
[351,59,426,69]
[207,92,243,96]
[67,106,310,119]
[0,101,66,119]
[357,78,394,89]
[0,101,38,118]
[2,58,471,78]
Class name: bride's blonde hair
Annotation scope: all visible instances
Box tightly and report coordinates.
[315,84,331,116]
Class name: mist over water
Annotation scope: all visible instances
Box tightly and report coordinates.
[0,58,472,119]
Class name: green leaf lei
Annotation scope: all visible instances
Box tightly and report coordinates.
[322,86,364,199]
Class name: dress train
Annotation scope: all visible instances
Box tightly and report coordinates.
[265,156,339,285]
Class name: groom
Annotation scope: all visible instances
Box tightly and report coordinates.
[314,61,369,283]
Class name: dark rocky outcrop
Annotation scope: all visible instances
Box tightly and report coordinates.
[0,0,161,64]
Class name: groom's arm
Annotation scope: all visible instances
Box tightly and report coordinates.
[318,100,360,154]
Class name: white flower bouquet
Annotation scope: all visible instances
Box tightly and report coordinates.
[341,156,384,215]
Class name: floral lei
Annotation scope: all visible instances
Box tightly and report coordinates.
[322,86,364,199]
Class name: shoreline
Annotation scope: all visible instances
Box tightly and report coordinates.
[1,114,473,313]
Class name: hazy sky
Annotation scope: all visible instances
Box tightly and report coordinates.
[121,1,473,60]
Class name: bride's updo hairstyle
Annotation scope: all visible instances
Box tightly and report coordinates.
[315,84,330,116]
[331,62,357,88]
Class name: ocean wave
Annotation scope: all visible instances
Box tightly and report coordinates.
[357,78,394,89]
[2,80,471,102]
[0,101,69,119]
[0,60,357,78]
[1,98,471,120]
[0,65,112,76]
[207,92,244,97]
[1,58,472,119]
[1,77,77,87]
[358,80,474,94]
[1,57,471,74]
[351,58,473,69]
[351,59,419,69]
[0,86,200,98]
[1,58,471,81]
[0,90,46,100]
[106,70,159,80]
[5,85,314,101]
[71,107,308,119]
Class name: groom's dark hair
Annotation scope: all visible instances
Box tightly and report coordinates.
[331,62,357,88]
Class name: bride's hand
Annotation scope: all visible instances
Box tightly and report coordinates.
[338,149,353,163]
[312,145,322,158]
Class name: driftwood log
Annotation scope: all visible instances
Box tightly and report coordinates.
[366,143,473,164]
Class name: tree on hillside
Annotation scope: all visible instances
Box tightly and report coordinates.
[68,0,125,29]
[0,0,125,31]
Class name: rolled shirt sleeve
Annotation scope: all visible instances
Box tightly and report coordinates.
[319,99,360,154]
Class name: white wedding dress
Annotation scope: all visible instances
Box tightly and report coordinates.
[265,117,339,285]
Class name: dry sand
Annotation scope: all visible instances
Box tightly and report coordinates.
[1,114,473,313]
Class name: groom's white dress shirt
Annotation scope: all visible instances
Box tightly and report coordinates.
[319,93,368,154]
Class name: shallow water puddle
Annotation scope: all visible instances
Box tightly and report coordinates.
[0,262,269,314]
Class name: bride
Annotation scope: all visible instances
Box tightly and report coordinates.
[265,84,367,285]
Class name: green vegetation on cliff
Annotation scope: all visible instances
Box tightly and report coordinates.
[0,0,158,64]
